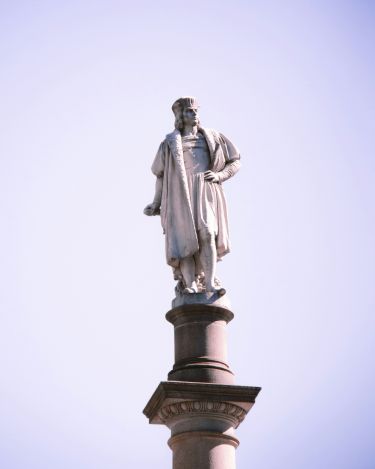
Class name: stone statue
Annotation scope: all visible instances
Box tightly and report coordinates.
[144,97,240,299]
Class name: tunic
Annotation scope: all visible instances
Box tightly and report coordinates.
[182,132,221,237]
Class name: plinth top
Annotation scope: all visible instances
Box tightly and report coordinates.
[172,290,231,309]
[166,303,234,326]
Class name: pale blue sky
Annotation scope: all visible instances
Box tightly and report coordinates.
[1,1,374,468]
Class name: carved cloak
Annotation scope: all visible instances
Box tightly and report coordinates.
[151,127,240,268]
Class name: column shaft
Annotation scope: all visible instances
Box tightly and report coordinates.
[169,431,238,469]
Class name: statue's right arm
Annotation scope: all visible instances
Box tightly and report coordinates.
[153,176,163,207]
[144,141,165,216]
[144,176,163,216]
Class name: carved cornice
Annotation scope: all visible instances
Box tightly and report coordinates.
[143,381,261,425]
[158,400,247,427]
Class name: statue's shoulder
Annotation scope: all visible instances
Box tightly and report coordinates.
[200,127,220,140]
[155,131,178,152]
[165,129,180,142]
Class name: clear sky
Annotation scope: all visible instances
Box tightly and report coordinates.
[1,1,374,468]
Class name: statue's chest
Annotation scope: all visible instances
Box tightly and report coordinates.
[182,135,210,173]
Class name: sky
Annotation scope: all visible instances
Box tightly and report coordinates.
[0,0,374,468]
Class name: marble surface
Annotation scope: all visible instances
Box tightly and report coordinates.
[172,289,231,309]
[144,97,241,298]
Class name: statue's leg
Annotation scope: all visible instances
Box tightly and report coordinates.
[198,229,217,292]
[180,257,198,293]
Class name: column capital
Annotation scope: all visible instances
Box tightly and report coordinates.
[143,381,261,426]
[159,400,247,429]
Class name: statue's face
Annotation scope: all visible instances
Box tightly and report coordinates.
[182,107,199,127]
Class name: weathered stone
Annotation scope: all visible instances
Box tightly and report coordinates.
[143,381,261,426]
[144,96,241,296]
[144,381,261,469]
[172,290,231,309]
[166,304,234,384]
[168,431,238,469]
[142,98,260,469]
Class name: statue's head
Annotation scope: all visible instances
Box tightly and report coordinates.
[172,96,200,130]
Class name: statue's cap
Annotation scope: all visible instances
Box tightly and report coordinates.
[172,96,199,114]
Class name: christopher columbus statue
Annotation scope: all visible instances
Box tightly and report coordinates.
[144,97,240,297]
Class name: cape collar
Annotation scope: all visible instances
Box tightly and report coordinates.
[166,127,218,163]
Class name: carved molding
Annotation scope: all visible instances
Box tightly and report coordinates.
[158,400,247,427]
[143,381,261,425]
[168,431,240,449]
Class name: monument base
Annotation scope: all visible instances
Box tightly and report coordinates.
[144,302,261,468]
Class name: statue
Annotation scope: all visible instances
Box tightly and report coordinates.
[144,97,240,298]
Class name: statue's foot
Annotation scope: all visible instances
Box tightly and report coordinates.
[216,287,226,297]
[172,279,230,308]
[206,286,226,297]
[182,280,198,294]
[183,286,198,294]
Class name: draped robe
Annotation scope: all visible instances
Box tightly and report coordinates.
[151,127,240,269]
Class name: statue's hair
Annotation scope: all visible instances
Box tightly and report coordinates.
[172,99,200,130]
[174,110,184,131]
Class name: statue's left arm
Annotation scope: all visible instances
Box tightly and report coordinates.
[216,132,241,183]
[216,159,241,183]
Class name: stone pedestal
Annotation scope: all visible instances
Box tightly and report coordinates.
[167,304,234,384]
[143,300,261,469]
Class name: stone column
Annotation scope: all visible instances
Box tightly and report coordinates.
[169,431,238,469]
[143,300,261,469]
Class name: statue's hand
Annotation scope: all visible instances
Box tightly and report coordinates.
[144,202,161,216]
[204,170,220,183]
